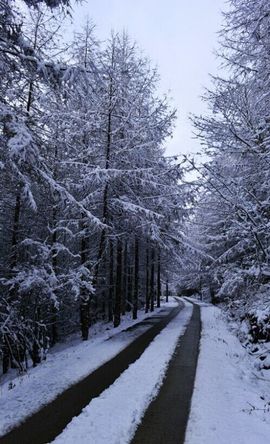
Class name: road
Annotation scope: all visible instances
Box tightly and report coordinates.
[131,302,201,444]
[0,301,183,444]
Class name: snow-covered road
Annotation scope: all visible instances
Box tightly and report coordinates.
[52,300,193,444]
[53,301,270,444]
[0,299,178,437]
[1,298,269,444]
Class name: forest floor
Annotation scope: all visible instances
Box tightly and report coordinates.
[1,298,270,444]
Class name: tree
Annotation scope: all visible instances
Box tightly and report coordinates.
[182,0,270,346]
[0,12,189,375]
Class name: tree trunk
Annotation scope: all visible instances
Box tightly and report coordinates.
[10,192,21,269]
[32,307,41,367]
[166,278,169,303]
[80,218,90,340]
[150,248,155,312]
[80,297,90,341]
[157,249,161,308]
[126,256,132,312]
[122,240,128,315]
[133,236,139,320]
[114,238,122,327]
[51,200,58,346]
[32,340,41,367]
[108,239,114,322]
[145,243,150,313]
[94,76,113,284]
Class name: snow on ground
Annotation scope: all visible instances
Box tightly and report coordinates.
[52,300,193,444]
[185,305,270,444]
[0,298,177,437]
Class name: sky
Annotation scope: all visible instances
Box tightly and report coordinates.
[70,0,226,157]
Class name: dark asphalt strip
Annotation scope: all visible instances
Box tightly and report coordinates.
[131,303,201,444]
[0,302,183,444]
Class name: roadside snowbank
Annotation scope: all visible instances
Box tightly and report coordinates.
[0,299,177,437]
[52,301,193,444]
[185,305,270,444]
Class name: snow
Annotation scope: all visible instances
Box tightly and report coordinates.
[52,300,193,444]
[185,305,270,444]
[3,298,269,444]
[0,299,177,437]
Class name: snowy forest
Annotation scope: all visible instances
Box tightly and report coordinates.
[0,0,270,395]
[1,1,270,443]
[184,0,270,361]
[0,0,191,375]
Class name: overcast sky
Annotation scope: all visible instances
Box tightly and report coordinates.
[71,0,226,156]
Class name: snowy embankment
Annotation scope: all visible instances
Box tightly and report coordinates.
[185,304,270,444]
[52,300,193,444]
[0,299,177,437]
